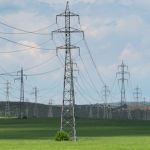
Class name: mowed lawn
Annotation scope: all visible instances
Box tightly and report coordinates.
[0,118,150,150]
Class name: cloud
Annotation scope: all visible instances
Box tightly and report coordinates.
[80,14,145,40]
[118,43,150,81]
[98,64,117,79]
[0,11,51,31]
[37,0,116,5]
[0,41,53,69]
[115,15,144,37]
[119,43,141,62]
[81,17,114,38]
[117,0,134,6]
[0,10,58,73]
[134,0,150,7]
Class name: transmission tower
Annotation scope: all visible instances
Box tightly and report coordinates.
[89,104,93,118]
[48,99,53,118]
[5,81,11,117]
[143,97,147,120]
[116,61,130,106]
[25,99,29,118]
[116,61,132,119]
[108,105,112,119]
[52,1,84,141]
[32,87,38,118]
[15,68,27,119]
[102,85,110,119]
[133,86,142,109]
[96,104,100,119]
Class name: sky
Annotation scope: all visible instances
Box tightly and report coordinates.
[0,0,150,105]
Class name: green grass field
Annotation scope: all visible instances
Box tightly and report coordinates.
[0,118,150,150]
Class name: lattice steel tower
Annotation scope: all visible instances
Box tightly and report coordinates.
[52,2,84,141]
[33,87,38,118]
[133,86,142,108]
[116,61,132,119]
[5,81,11,117]
[48,99,53,118]
[102,85,110,119]
[15,68,27,118]
[116,61,130,106]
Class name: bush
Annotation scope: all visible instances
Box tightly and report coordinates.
[55,131,70,141]
[22,116,28,119]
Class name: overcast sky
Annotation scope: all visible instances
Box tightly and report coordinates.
[0,0,150,105]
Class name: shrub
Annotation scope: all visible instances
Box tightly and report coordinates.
[22,116,28,119]
[55,131,70,141]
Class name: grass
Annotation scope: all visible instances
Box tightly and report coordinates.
[0,118,150,150]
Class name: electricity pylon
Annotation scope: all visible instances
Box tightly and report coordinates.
[108,105,112,119]
[96,104,100,119]
[133,86,142,109]
[143,97,147,120]
[102,85,110,119]
[89,104,93,118]
[15,68,27,119]
[25,99,29,118]
[48,99,53,118]
[5,81,11,117]
[133,86,142,119]
[52,1,84,141]
[116,61,132,119]
[32,87,38,118]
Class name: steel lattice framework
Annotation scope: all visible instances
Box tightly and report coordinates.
[5,81,11,117]
[117,61,130,106]
[52,2,84,141]
[15,68,27,119]
[116,61,132,119]
[102,85,110,119]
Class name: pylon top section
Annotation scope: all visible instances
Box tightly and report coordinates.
[65,1,70,13]
[56,1,80,22]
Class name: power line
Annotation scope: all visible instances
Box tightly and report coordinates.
[78,24,106,85]
[26,67,63,76]
[0,36,56,51]
[77,72,101,102]
[0,20,56,35]
[23,55,56,71]
[74,84,93,104]
[0,66,62,77]
[0,54,57,76]
[83,39,105,85]
[76,81,100,102]
[0,37,53,54]
[79,56,102,99]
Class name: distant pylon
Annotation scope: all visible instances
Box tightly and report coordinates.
[133,86,142,109]
[108,105,112,119]
[102,85,110,119]
[143,97,147,120]
[116,61,132,119]
[89,104,93,118]
[5,81,11,117]
[52,1,84,141]
[32,87,38,118]
[96,104,100,119]
[25,99,29,118]
[48,99,53,118]
[15,68,27,119]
